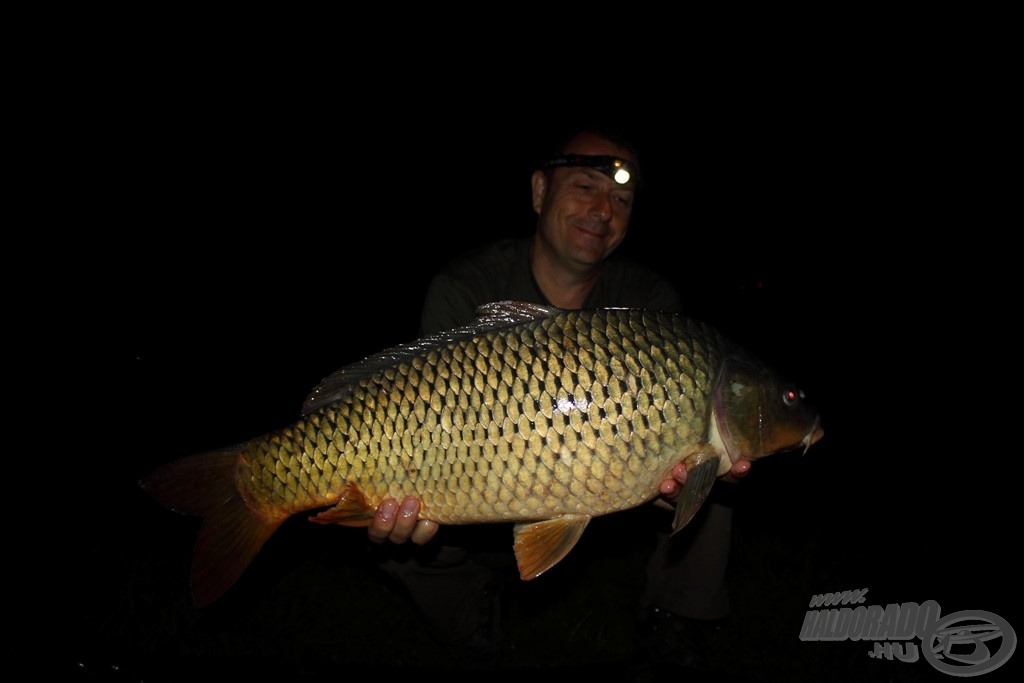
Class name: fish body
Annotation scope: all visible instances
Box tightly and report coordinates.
[141,301,823,606]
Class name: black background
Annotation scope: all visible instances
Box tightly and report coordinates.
[53,36,1019,681]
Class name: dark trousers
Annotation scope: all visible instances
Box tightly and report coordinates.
[373,496,732,647]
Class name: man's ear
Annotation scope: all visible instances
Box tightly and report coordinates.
[531,170,547,215]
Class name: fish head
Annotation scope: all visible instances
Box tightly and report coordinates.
[711,354,824,466]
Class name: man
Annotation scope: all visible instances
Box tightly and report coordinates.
[366,126,750,667]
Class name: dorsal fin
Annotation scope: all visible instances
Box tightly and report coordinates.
[301,301,562,415]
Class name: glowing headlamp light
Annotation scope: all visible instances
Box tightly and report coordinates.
[541,154,640,187]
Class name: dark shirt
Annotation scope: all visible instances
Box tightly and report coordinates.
[409,235,684,556]
[420,237,682,335]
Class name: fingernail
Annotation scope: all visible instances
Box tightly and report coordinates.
[400,497,418,518]
[378,500,396,522]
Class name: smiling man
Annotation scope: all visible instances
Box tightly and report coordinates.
[414,129,684,333]
[528,132,643,306]
[366,125,749,670]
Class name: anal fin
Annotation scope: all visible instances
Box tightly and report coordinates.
[513,514,591,580]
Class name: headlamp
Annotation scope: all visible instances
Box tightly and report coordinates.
[541,154,640,187]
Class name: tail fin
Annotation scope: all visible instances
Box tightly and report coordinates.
[139,446,284,607]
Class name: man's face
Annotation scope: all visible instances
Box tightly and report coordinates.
[532,133,638,269]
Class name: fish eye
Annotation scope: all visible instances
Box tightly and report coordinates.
[782,388,804,406]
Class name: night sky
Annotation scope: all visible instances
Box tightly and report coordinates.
[64,64,1017,680]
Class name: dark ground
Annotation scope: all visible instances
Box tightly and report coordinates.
[52,49,1019,682]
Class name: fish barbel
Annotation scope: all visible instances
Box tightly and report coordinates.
[141,301,824,606]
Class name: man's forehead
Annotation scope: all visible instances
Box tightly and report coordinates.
[574,166,636,190]
[543,152,640,187]
[564,133,637,164]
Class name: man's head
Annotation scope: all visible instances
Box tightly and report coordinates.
[531,128,640,270]
[541,130,641,188]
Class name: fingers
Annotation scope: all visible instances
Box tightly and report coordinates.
[367,496,439,545]
[657,461,689,501]
[366,498,399,543]
[720,458,752,484]
[410,518,439,545]
[656,457,754,505]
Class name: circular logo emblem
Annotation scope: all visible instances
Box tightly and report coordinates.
[922,610,1016,677]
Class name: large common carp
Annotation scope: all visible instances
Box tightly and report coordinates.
[141,301,823,606]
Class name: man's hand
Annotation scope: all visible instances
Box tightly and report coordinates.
[653,458,751,510]
[367,495,439,545]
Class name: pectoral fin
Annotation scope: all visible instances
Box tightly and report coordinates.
[513,514,591,580]
[671,456,720,534]
[308,482,376,526]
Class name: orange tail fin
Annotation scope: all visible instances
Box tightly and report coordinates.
[139,446,283,607]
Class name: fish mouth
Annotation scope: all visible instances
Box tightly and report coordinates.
[801,417,825,455]
[711,400,824,463]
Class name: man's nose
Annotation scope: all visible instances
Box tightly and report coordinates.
[589,192,612,220]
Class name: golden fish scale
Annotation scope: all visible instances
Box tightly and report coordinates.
[237,310,724,523]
